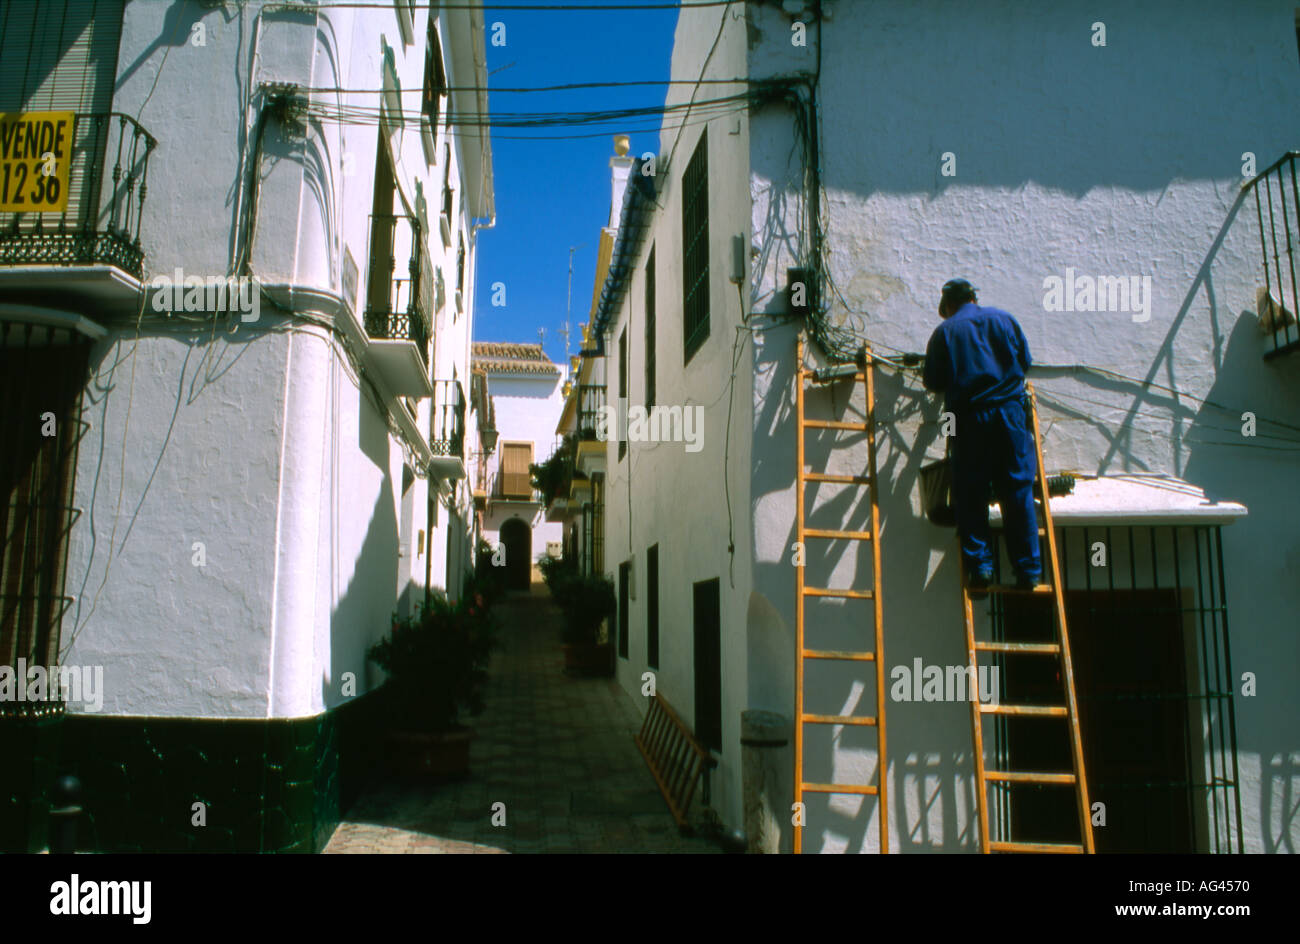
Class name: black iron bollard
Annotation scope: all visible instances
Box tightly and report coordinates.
[48,775,82,855]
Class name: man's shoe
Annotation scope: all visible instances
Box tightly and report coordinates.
[968,568,994,592]
[1014,571,1040,591]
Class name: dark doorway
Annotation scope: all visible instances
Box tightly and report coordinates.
[500,518,531,591]
[617,560,630,659]
[998,588,1194,852]
[693,577,722,753]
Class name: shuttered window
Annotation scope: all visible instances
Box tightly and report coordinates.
[500,441,533,499]
[0,0,124,112]
[681,131,710,364]
[644,246,656,409]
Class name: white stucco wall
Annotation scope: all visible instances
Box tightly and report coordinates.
[600,0,755,831]
[59,0,488,718]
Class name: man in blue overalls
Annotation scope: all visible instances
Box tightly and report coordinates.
[923,279,1040,591]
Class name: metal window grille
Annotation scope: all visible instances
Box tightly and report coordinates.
[430,379,464,458]
[617,329,627,461]
[645,246,656,409]
[681,131,710,363]
[984,524,1243,853]
[0,323,90,718]
[591,474,605,576]
[577,384,605,441]
[1244,151,1300,358]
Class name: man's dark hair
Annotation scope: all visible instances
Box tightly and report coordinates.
[942,278,977,307]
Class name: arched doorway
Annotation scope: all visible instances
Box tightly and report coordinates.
[500,517,531,591]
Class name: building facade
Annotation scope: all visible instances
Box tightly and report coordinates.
[0,0,494,852]
[562,0,1300,853]
[473,342,566,590]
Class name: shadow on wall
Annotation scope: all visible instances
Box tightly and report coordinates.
[324,379,399,711]
[748,320,979,852]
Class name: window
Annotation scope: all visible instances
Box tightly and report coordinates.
[987,524,1241,853]
[693,577,722,753]
[591,474,605,574]
[456,232,466,294]
[0,328,90,692]
[618,560,631,660]
[499,441,533,498]
[681,131,710,363]
[644,246,656,408]
[421,15,447,155]
[646,544,659,669]
[617,327,627,461]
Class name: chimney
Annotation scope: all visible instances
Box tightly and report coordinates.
[609,134,635,230]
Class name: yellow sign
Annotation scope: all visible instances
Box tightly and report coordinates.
[0,111,74,213]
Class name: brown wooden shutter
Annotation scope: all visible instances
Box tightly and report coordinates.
[500,442,532,498]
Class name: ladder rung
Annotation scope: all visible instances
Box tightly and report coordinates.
[803,649,876,662]
[803,528,873,541]
[802,472,872,485]
[803,586,874,600]
[988,841,1085,854]
[979,704,1068,717]
[802,713,878,726]
[984,770,1077,785]
[973,641,1061,654]
[804,419,868,432]
[986,584,1054,594]
[800,782,878,795]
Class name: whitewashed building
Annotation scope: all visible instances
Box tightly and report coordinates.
[572,0,1300,853]
[472,342,566,590]
[0,0,494,852]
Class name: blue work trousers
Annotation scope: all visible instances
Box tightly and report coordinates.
[951,398,1041,579]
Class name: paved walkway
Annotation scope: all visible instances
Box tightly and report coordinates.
[323,583,720,854]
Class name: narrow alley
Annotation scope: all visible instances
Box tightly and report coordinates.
[324,584,721,854]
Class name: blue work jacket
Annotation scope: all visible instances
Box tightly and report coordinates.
[923,302,1032,412]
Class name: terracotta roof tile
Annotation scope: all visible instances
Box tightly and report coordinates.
[472,341,559,375]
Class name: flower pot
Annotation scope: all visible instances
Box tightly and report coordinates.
[383,726,473,778]
[562,642,612,677]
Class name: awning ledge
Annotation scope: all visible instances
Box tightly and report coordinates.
[990,473,1247,527]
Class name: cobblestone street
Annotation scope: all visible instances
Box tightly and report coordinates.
[323,584,721,854]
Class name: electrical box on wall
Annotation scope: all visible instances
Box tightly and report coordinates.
[730,234,745,284]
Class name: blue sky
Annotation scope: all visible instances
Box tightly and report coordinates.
[473,3,678,364]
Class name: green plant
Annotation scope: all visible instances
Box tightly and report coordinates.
[368,592,497,733]
[537,553,576,591]
[529,434,576,505]
[550,572,615,646]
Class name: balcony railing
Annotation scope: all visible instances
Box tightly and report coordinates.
[431,378,464,458]
[577,383,606,441]
[0,112,156,278]
[365,212,431,365]
[1245,151,1300,358]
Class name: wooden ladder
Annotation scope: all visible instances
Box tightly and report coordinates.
[793,338,887,854]
[960,383,1095,853]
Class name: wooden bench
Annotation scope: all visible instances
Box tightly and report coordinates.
[634,693,716,833]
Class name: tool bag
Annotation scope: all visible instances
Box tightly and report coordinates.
[920,438,957,527]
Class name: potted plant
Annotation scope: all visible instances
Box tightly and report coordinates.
[367,590,496,777]
[549,571,616,677]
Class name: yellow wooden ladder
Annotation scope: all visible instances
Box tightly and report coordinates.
[793,338,887,854]
[960,383,1095,853]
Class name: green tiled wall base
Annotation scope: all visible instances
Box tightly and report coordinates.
[0,712,63,853]
[0,692,385,853]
